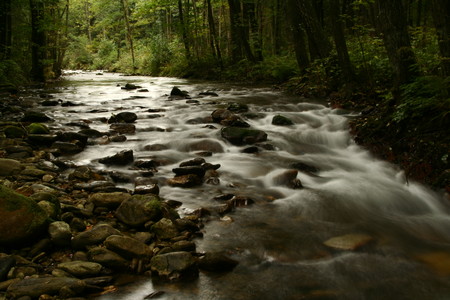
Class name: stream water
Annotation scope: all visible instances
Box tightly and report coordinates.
[41,71,450,299]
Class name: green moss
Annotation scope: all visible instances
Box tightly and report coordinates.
[27,123,50,134]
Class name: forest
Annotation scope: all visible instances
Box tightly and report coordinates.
[0,0,449,189]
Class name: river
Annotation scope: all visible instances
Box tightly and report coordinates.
[41,71,450,299]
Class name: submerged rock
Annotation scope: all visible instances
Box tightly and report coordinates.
[323,233,374,251]
[272,115,294,126]
[198,252,238,272]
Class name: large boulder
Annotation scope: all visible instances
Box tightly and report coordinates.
[150,251,198,280]
[0,158,23,176]
[0,185,48,245]
[221,127,267,146]
[115,194,162,227]
[7,277,86,298]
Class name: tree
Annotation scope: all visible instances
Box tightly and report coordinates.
[329,0,355,82]
[228,0,255,62]
[30,0,47,82]
[430,0,450,78]
[0,0,12,60]
[372,0,419,92]
[286,0,310,70]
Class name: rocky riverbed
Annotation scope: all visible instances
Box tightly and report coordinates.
[0,86,282,299]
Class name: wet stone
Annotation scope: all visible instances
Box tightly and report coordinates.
[104,235,152,259]
[7,277,86,299]
[150,251,198,281]
[87,247,129,269]
[99,150,134,165]
[323,233,374,251]
[71,224,122,250]
[167,174,202,188]
[57,261,103,278]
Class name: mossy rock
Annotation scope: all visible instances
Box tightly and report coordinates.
[272,115,294,126]
[115,194,163,227]
[0,185,48,245]
[4,126,26,138]
[26,123,50,134]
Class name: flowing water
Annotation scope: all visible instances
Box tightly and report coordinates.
[41,71,450,299]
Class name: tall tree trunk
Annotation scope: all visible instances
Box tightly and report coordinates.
[30,0,46,82]
[228,0,255,62]
[207,0,223,66]
[286,0,310,70]
[430,0,450,78]
[178,0,191,60]
[84,0,92,42]
[329,0,355,82]
[0,0,12,60]
[120,0,136,70]
[243,0,262,61]
[373,0,419,93]
[295,0,332,60]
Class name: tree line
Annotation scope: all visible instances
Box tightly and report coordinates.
[0,0,448,100]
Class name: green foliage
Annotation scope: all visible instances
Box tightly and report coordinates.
[64,35,94,69]
[0,60,28,86]
[392,76,450,124]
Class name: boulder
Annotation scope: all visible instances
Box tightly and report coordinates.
[68,166,94,182]
[151,218,179,240]
[272,115,294,126]
[57,132,88,147]
[221,127,267,145]
[150,251,198,281]
[90,192,131,209]
[0,256,16,281]
[7,277,86,298]
[134,184,160,195]
[121,83,142,90]
[87,247,129,269]
[179,157,206,167]
[172,166,206,178]
[48,221,72,246]
[198,252,238,272]
[170,87,189,98]
[99,150,134,165]
[104,235,151,259]
[71,224,122,250]
[27,134,57,146]
[51,141,84,155]
[26,123,50,134]
[108,112,138,124]
[4,126,26,138]
[167,174,202,188]
[0,158,23,176]
[21,111,52,122]
[0,185,48,245]
[57,261,103,278]
[78,128,104,138]
[115,194,162,227]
